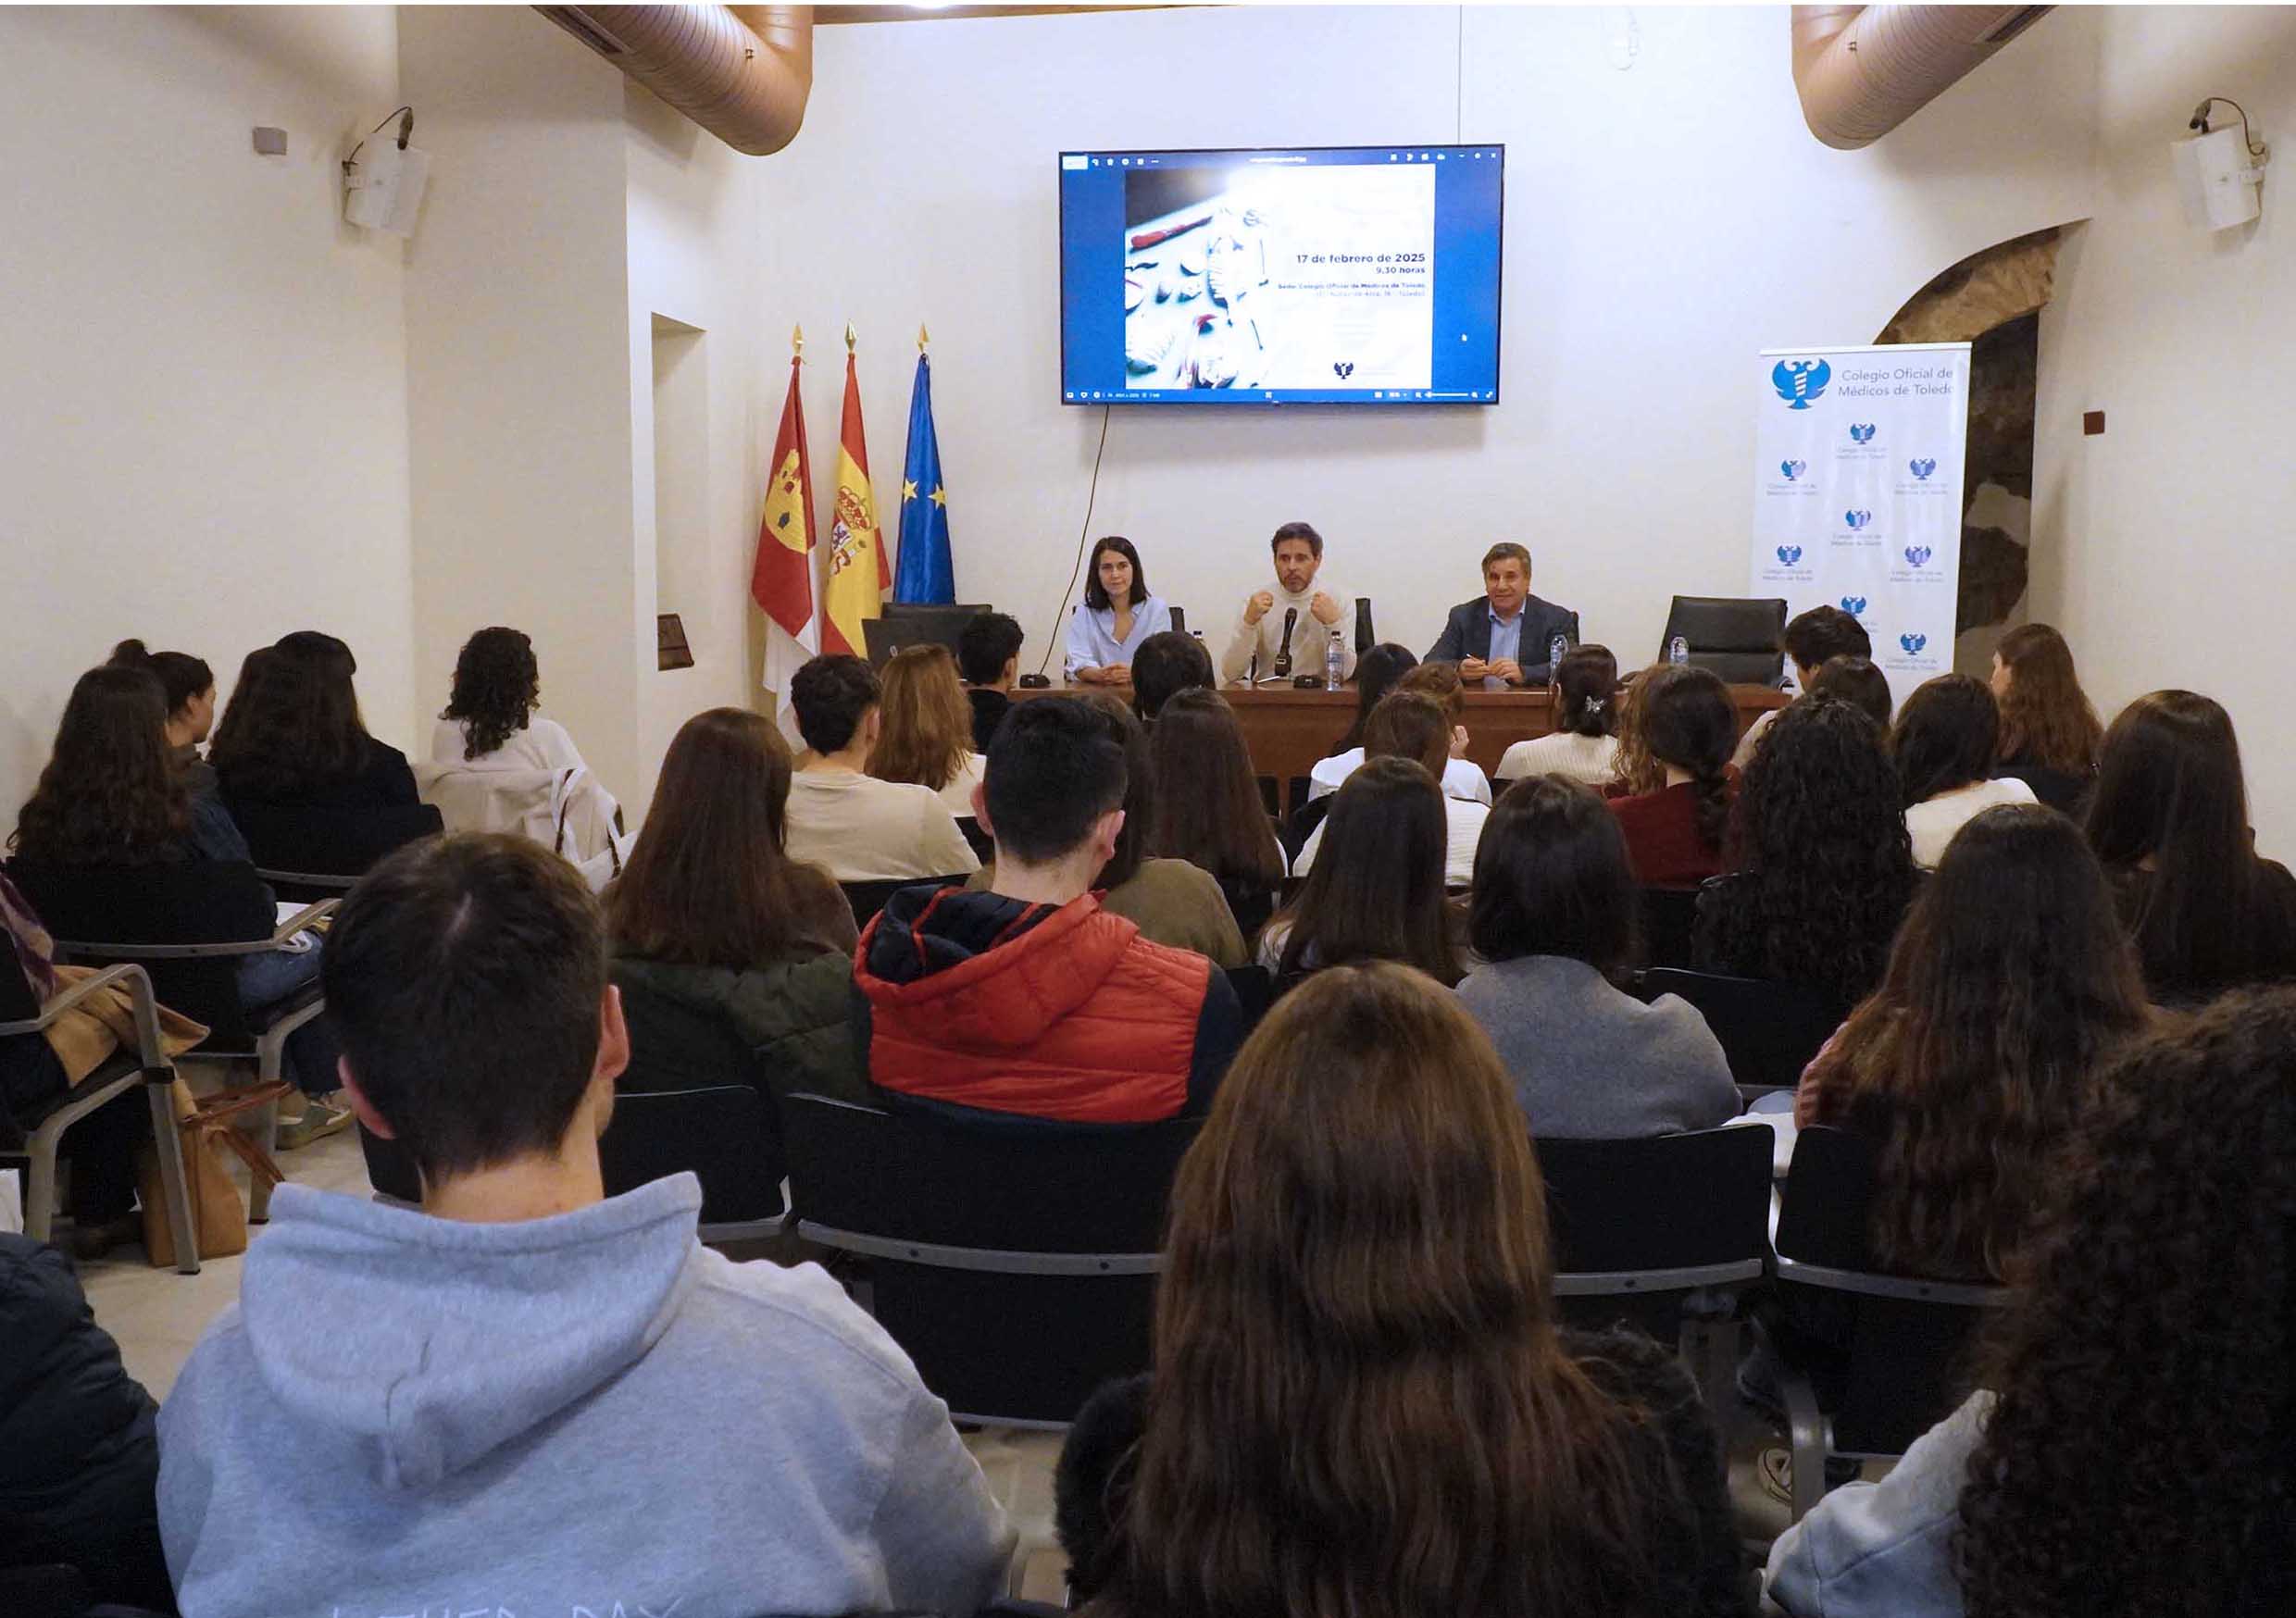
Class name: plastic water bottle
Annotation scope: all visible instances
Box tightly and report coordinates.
[1668,635,1690,667]
[1325,631,1345,691]
[1549,632,1568,674]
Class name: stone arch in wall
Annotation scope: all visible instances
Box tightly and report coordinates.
[1875,226,2068,675]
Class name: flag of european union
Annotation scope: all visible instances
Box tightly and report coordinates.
[892,351,955,604]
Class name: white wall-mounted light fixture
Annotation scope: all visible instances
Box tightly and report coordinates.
[343,106,430,238]
[2173,96,2268,230]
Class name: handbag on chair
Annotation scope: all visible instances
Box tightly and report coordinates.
[134,1075,291,1265]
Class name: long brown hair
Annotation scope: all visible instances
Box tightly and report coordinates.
[866,644,976,794]
[605,708,842,966]
[1145,689,1282,888]
[1994,622,2101,777]
[10,665,190,867]
[1640,663,1735,847]
[210,634,373,798]
[1102,964,1692,1618]
[1803,804,2147,1279]
[1608,664,1668,796]
[1271,758,1459,985]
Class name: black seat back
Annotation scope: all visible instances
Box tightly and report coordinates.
[1659,595,1787,687]
[1641,968,1842,1100]
[232,801,443,900]
[1776,1126,2003,1456]
[357,1121,422,1202]
[782,1091,1199,1424]
[841,876,966,930]
[1638,887,1701,969]
[1538,1124,1772,1332]
[9,859,273,1050]
[608,966,788,1217]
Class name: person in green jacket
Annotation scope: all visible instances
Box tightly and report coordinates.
[605,708,866,1104]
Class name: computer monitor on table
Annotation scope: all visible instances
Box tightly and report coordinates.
[862,604,992,668]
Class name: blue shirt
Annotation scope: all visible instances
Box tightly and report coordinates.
[1064,595,1173,678]
[1484,605,1524,691]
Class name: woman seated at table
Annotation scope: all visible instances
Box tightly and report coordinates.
[1065,535,1172,688]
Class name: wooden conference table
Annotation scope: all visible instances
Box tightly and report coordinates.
[1015,681,1791,817]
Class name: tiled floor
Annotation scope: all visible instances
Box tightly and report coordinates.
[72,1136,1799,1601]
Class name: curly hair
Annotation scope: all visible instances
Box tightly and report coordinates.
[1702,694,1913,1007]
[442,627,542,761]
[1639,664,1735,849]
[1607,664,1669,796]
[1954,987,2296,1618]
[10,666,189,867]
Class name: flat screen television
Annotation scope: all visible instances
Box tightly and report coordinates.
[1057,143,1504,406]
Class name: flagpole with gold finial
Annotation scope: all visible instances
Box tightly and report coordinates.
[845,321,856,354]
[792,323,804,363]
[918,323,930,354]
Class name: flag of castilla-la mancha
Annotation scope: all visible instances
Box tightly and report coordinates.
[751,353,816,643]
[821,347,891,657]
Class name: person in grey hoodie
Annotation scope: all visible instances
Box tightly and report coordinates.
[157,833,1014,1618]
[1455,775,1738,1138]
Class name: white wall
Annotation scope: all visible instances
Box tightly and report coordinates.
[0,6,412,824]
[398,6,643,803]
[754,5,2099,678]
[2031,6,2296,862]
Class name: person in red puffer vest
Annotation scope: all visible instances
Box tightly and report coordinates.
[855,696,1242,1124]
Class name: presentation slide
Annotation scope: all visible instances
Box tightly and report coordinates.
[1059,145,1504,406]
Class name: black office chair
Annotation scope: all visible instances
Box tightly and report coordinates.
[0,962,199,1273]
[1537,1124,1774,1407]
[840,876,969,930]
[1280,794,1332,865]
[14,859,332,1224]
[782,1091,1199,1426]
[1167,604,1186,636]
[1640,967,1843,1102]
[954,816,995,865]
[1772,1126,2010,1522]
[1657,595,1788,686]
[1638,887,1702,970]
[1224,964,1274,1037]
[232,801,443,904]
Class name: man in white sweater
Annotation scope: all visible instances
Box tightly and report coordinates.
[1218,520,1359,684]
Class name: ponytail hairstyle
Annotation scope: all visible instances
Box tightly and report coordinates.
[109,639,215,724]
[1638,664,1735,850]
[1554,643,1620,739]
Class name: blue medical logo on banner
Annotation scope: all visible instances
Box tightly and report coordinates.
[1779,460,1807,481]
[1849,423,1877,444]
[1900,632,1928,654]
[1844,510,1872,530]
[1904,545,1933,567]
[1777,545,1803,566]
[1840,595,1868,617]
[1908,457,1937,480]
[1772,359,1832,409]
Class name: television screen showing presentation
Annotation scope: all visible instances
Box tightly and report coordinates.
[1057,144,1504,406]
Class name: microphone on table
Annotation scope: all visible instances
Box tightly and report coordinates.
[1273,605,1298,679]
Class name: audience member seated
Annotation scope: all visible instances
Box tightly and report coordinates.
[1263,758,1462,987]
[980,691,1248,965]
[867,644,987,817]
[1806,653,1892,729]
[1989,622,2101,815]
[1055,964,1747,1618]
[1606,664,1737,886]
[10,665,350,1146]
[0,1233,174,1613]
[1145,689,1286,945]
[1495,643,1622,786]
[158,833,1013,1617]
[2087,689,2296,1003]
[1129,628,1214,723]
[1732,604,1871,769]
[1317,640,1416,762]
[1309,654,1490,804]
[213,631,419,812]
[1458,776,1736,1137]
[430,625,585,772]
[782,654,980,882]
[956,609,1025,753]
[1295,691,1489,887]
[856,696,1242,1124]
[110,637,217,792]
[1796,806,2147,1278]
[1766,987,2296,1618]
[1695,694,1916,1011]
[606,708,864,1106]
[1891,673,2035,869]
[1605,661,1668,798]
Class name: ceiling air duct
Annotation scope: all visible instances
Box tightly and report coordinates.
[1791,5,2052,151]
[535,5,814,156]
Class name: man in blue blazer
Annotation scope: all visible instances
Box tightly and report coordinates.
[1425,543,1580,688]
